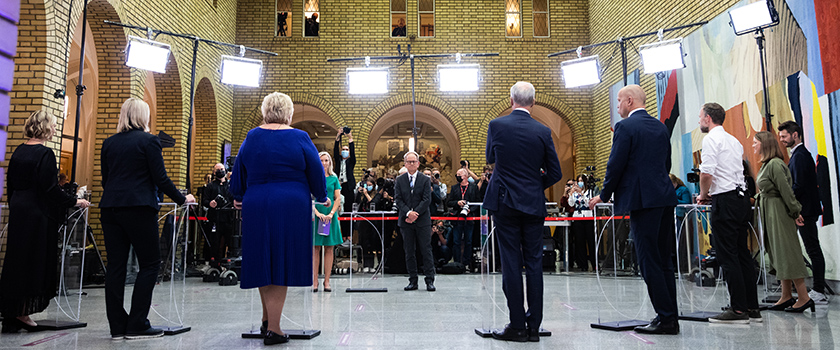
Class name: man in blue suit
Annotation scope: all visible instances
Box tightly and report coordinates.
[590,85,679,334]
[778,121,827,302]
[486,82,562,342]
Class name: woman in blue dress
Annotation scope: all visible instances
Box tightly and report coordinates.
[230,92,329,346]
[312,151,343,292]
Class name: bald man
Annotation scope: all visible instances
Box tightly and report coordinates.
[590,85,679,334]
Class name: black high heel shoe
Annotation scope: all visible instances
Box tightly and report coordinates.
[1,318,43,333]
[767,298,796,311]
[264,330,290,345]
[785,299,815,313]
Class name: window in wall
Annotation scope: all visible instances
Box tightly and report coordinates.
[418,0,434,37]
[391,0,407,37]
[505,0,521,38]
[533,0,549,37]
[276,0,292,37]
[304,0,320,37]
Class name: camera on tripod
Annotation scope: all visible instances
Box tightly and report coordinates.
[686,168,701,184]
[583,166,601,188]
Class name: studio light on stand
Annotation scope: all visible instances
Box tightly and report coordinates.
[560,48,600,88]
[220,54,263,87]
[125,35,171,74]
[347,67,389,94]
[729,0,779,131]
[639,37,685,74]
[438,54,480,91]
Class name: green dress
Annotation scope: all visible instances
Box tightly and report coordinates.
[755,157,807,280]
[313,175,343,246]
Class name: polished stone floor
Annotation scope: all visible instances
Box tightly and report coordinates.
[0,273,835,349]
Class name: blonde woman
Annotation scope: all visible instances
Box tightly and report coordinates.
[229,92,329,345]
[100,98,195,339]
[312,151,342,292]
[752,131,812,313]
[0,111,89,333]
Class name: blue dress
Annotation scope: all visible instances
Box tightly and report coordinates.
[229,128,328,288]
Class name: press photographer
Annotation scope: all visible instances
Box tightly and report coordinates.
[203,163,235,263]
[334,127,355,241]
[446,168,479,271]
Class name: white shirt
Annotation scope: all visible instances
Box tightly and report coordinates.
[339,159,347,183]
[627,107,647,117]
[699,125,745,195]
[514,107,531,114]
[790,142,802,154]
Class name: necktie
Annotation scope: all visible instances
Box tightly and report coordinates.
[410,175,415,188]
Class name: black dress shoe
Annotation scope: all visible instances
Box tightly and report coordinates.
[426,283,436,292]
[526,328,540,342]
[785,299,815,313]
[264,330,290,345]
[491,325,528,342]
[404,282,418,291]
[767,298,796,311]
[634,319,679,335]
[125,327,164,339]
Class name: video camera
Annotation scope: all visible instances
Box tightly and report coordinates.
[686,168,701,184]
[584,166,601,188]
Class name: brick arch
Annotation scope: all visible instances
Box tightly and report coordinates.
[480,93,592,174]
[192,77,218,188]
[152,56,185,187]
[233,92,346,148]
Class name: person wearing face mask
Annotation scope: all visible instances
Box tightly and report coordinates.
[334,130,356,241]
[459,159,480,183]
[356,178,379,270]
[447,168,480,271]
[203,163,236,264]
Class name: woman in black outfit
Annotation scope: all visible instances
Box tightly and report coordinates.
[100,98,195,339]
[0,111,90,333]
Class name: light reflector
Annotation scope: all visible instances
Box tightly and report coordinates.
[729,0,778,36]
[125,36,170,74]
[347,68,389,94]
[438,64,480,91]
[639,39,685,74]
[560,55,601,88]
[220,55,263,87]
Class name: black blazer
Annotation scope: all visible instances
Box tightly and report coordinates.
[394,171,432,227]
[100,129,186,210]
[333,140,356,186]
[484,109,563,217]
[788,145,822,217]
[599,110,677,214]
[446,182,480,216]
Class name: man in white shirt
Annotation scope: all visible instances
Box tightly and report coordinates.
[696,102,759,324]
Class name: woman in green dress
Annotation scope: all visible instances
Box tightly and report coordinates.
[313,151,343,292]
[753,131,813,312]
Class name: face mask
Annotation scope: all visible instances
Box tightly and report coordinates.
[467,177,475,184]
[341,150,350,158]
[365,184,373,191]
[578,181,585,188]
[215,169,226,179]
[455,175,463,183]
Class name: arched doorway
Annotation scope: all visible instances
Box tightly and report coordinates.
[60,18,99,188]
[497,105,575,202]
[368,104,460,184]
[291,103,339,153]
[191,77,218,188]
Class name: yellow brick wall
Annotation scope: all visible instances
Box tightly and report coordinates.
[586,0,742,178]
[233,0,594,180]
[6,0,237,258]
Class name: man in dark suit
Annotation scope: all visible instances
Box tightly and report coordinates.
[334,130,355,240]
[485,82,562,342]
[590,84,679,334]
[778,121,827,302]
[394,151,436,291]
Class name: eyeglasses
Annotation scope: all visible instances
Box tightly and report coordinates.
[405,160,419,164]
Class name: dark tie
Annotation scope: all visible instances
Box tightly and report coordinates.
[410,175,415,188]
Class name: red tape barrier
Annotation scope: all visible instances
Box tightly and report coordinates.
[189,215,630,222]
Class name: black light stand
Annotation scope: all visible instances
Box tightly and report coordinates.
[755,29,773,131]
[548,21,708,87]
[68,0,89,184]
[327,48,498,153]
[103,20,277,191]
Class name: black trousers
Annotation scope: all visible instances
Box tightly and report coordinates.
[630,206,678,322]
[339,183,355,239]
[571,220,596,270]
[799,216,826,293]
[711,190,758,312]
[493,203,544,330]
[101,206,161,335]
[401,223,435,284]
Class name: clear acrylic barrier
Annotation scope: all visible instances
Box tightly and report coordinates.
[345,207,392,293]
[591,203,649,331]
[149,202,193,335]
